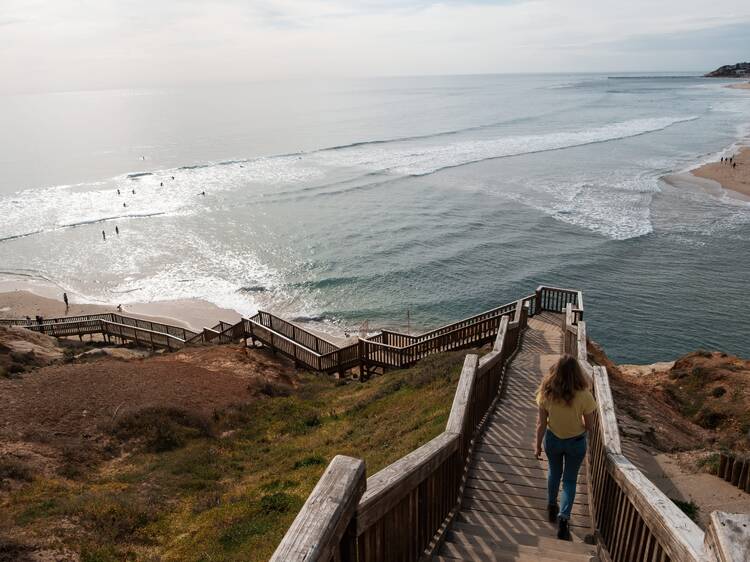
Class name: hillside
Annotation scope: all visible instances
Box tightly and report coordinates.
[704,62,750,77]
[0,326,472,562]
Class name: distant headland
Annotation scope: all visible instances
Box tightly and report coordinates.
[704,62,750,77]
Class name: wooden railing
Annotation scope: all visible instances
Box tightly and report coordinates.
[358,294,535,372]
[270,296,531,562]
[273,287,749,561]
[563,298,749,561]
[2,313,192,350]
[250,311,339,355]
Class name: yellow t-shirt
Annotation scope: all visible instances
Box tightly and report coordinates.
[536,389,597,439]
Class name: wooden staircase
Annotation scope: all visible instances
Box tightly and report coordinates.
[433,312,597,561]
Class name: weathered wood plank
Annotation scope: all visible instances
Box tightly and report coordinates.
[270,455,365,562]
[593,366,621,454]
[704,511,750,562]
[356,431,458,534]
[445,354,479,435]
[607,453,705,562]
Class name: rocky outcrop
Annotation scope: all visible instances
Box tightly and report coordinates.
[705,62,750,77]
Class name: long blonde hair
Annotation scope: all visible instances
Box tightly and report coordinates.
[538,355,589,406]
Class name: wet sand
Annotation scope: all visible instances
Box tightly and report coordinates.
[727,82,750,90]
[691,146,750,198]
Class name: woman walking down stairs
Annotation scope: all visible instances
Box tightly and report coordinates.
[433,312,599,561]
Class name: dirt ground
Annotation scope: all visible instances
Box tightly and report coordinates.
[589,341,750,528]
[0,340,294,479]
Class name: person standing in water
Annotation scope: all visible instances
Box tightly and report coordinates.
[102,230,106,241]
[535,355,596,541]
[115,226,119,236]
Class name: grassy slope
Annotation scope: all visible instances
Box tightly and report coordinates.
[2,350,471,562]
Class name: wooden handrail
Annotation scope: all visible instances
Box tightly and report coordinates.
[272,292,528,560]
[270,455,365,562]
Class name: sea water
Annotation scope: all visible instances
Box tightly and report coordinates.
[1,74,748,362]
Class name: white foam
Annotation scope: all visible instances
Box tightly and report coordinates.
[313,116,699,177]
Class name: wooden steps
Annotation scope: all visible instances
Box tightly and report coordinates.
[435,312,596,561]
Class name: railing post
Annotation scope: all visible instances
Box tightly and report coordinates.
[535,286,543,315]
[270,455,365,562]
[704,511,750,562]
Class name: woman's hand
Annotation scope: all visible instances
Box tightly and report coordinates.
[535,405,547,461]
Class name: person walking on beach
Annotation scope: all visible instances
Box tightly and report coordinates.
[102,230,106,241]
[117,189,121,195]
[535,355,596,541]
[63,292,69,311]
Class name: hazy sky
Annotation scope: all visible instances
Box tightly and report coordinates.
[2,0,750,93]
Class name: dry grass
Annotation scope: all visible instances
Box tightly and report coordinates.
[1,348,472,561]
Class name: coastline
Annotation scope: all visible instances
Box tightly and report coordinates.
[0,277,242,332]
[689,145,750,199]
[0,277,355,345]
[727,82,750,90]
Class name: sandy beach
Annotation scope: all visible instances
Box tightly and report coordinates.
[0,281,242,332]
[727,82,750,90]
[691,145,750,198]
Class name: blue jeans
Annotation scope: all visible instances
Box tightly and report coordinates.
[544,430,587,520]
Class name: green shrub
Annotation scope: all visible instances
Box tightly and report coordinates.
[293,455,325,469]
[694,408,726,430]
[671,498,699,522]
[260,492,297,514]
[0,458,34,482]
[696,453,720,474]
[109,407,214,452]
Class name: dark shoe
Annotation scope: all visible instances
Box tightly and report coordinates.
[547,504,559,523]
[557,517,571,541]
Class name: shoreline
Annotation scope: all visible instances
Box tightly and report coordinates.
[0,277,356,346]
[0,276,242,332]
[726,82,750,90]
[688,146,750,200]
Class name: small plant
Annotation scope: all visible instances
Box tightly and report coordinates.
[670,498,699,522]
[696,452,720,474]
[260,492,297,514]
[711,386,727,398]
[694,407,726,430]
[0,458,34,482]
[293,455,325,469]
[256,381,291,398]
[109,406,214,452]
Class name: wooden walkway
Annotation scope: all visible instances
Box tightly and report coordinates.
[435,312,598,562]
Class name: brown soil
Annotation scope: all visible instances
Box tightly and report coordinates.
[0,335,294,479]
[588,341,750,528]
[588,341,711,452]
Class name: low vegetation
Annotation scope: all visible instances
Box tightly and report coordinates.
[663,351,750,447]
[0,349,471,561]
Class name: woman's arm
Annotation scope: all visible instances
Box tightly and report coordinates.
[583,412,595,437]
[535,406,547,459]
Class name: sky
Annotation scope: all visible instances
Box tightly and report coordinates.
[2,0,750,93]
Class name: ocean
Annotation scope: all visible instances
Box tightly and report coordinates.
[1,73,749,363]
